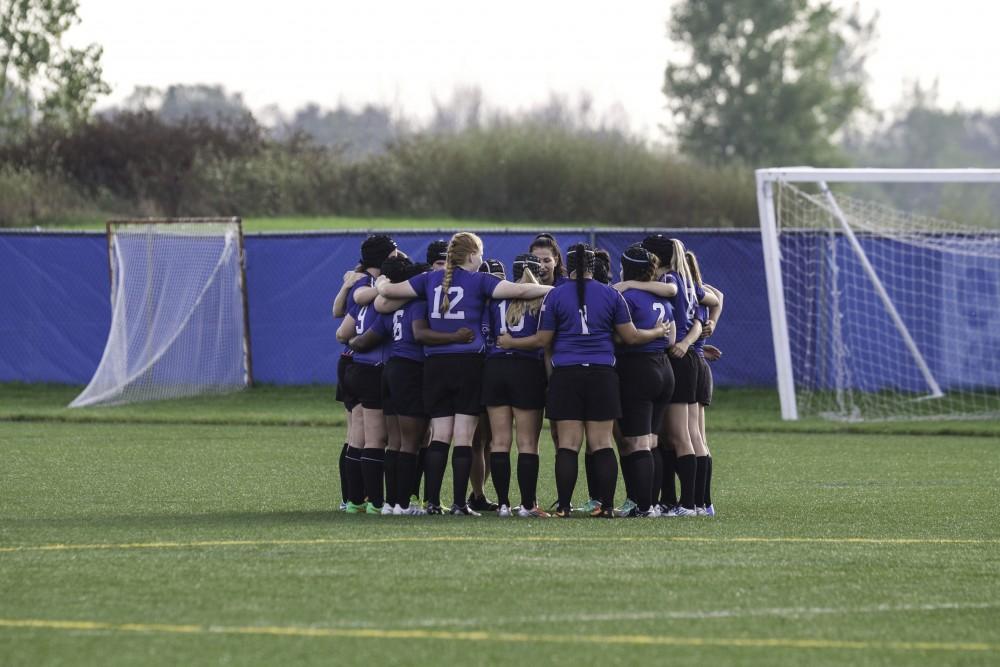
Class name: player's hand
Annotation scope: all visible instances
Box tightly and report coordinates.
[655,317,671,338]
[374,275,390,294]
[665,320,676,340]
[704,344,722,361]
[669,341,689,358]
[497,333,514,349]
[454,327,474,344]
[702,319,715,337]
[611,281,628,293]
[343,270,363,285]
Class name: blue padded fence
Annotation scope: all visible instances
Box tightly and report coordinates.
[0,229,773,387]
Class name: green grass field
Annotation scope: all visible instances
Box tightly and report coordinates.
[2,385,998,666]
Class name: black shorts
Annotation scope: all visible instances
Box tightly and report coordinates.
[343,361,383,410]
[616,353,674,437]
[383,357,426,418]
[546,364,621,422]
[696,355,713,407]
[482,356,547,411]
[668,349,701,405]
[423,354,485,418]
[335,354,359,411]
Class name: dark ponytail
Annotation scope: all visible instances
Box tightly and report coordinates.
[575,244,587,311]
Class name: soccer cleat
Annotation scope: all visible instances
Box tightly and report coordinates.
[575,498,602,514]
[695,506,708,517]
[344,501,366,514]
[450,503,482,517]
[380,503,394,516]
[705,504,716,517]
[553,507,573,518]
[401,504,427,516]
[656,503,675,516]
[615,499,637,517]
[365,502,383,515]
[424,503,444,515]
[665,505,697,517]
[589,502,613,518]
[339,501,348,512]
[497,504,513,517]
[468,494,499,512]
[392,504,405,516]
[518,504,551,518]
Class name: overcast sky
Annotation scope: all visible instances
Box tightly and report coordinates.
[70,0,998,139]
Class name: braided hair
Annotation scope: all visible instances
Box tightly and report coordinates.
[566,242,596,311]
[621,244,656,282]
[439,232,483,315]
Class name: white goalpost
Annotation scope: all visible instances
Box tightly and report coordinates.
[70,218,253,408]
[756,168,1000,421]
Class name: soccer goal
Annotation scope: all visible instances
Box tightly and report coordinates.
[70,218,253,408]
[756,168,1000,421]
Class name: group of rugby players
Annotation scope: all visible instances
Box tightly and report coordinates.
[333,231,723,518]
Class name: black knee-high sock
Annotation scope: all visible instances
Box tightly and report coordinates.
[338,443,349,502]
[593,448,618,511]
[383,449,399,507]
[620,451,635,503]
[651,448,663,507]
[423,441,450,506]
[694,455,709,508]
[585,452,599,500]
[517,453,539,509]
[414,447,427,498]
[661,448,678,506]
[704,456,713,506]
[451,446,473,507]
[677,454,696,509]
[490,452,512,507]
[345,446,365,504]
[629,450,654,512]
[555,448,579,511]
[396,452,417,509]
[360,449,386,507]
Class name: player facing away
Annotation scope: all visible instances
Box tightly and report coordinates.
[640,234,719,517]
[332,234,399,513]
[376,232,552,515]
[482,254,550,517]
[499,243,670,518]
[685,250,724,516]
[613,245,677,517]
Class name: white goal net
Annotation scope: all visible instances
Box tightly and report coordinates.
[758,169,1000,421]
[70,219,252,408]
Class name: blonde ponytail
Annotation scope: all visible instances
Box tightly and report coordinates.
[505,268,543,326]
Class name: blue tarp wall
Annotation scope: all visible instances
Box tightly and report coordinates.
[0,229,773,387]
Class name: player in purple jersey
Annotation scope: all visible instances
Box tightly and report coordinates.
[613,245,677,517]
[529,234,568,287]
[376,232,552,515]
[482,254,551,517]
[354,257,475,515]
[686,250,724,517]
[640,235,718,517]
[332,234,399,513]
[499,243,670,518]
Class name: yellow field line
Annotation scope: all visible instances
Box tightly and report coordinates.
[0,617,996,652]
[1,535,998,554]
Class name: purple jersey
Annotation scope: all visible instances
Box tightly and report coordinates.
[348,301,389,366]
[616,288,673,355]
[407,267,503,356]
[539,279,631,367]
[662,272,705,343]
[692,303,709,357]
[390,300,426,362]
[487,299,544,361]
[340,273,374,356]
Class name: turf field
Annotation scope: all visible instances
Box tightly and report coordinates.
[1,385,998,666]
